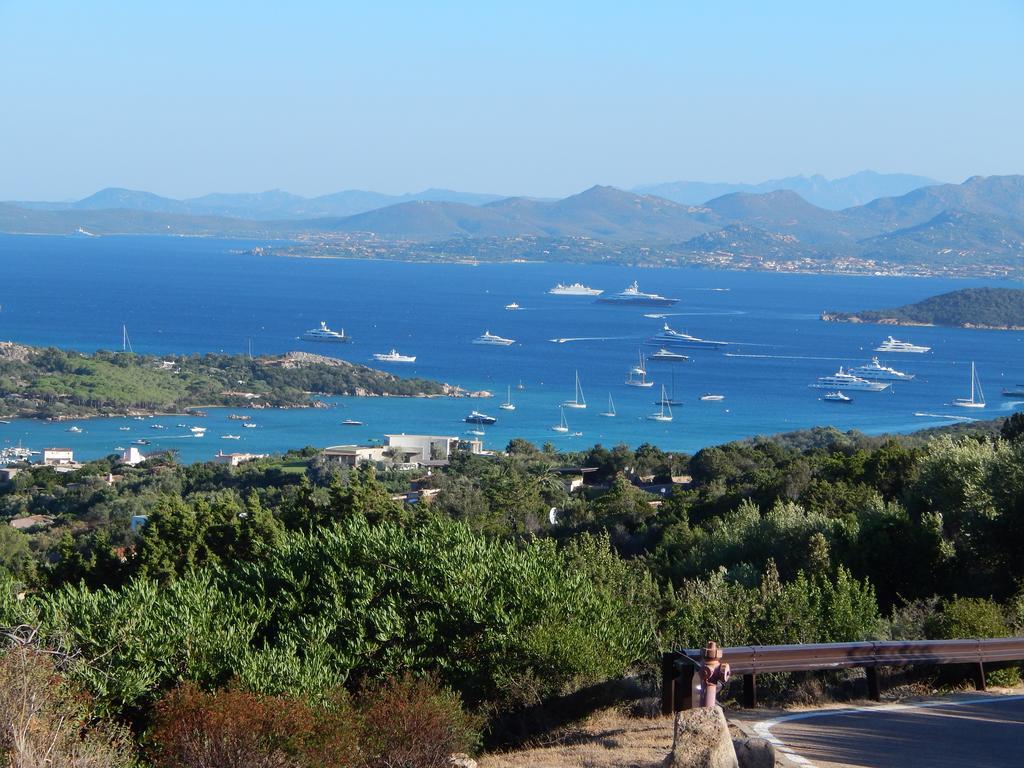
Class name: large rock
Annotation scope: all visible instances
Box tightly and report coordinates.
[733,737,776,768]
[665,706,739,768]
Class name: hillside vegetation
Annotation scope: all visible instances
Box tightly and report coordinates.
[0,343,448,419]
[3,414,1024,765]
[822,287,1024,329]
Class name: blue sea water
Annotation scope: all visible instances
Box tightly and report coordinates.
[1,233,1022,463]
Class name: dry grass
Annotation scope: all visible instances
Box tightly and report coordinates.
[478,709,673,768]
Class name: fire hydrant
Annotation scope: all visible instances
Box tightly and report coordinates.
[699,641,731,707]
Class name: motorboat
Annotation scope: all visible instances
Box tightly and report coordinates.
[548,282,603,296]
[464,410,497,425]
[647,323,727,349]
[597,281,677,306]
[505,302,521,310]
[302,321,349,343]
[650,347,690,362]
[221,434,241,440]
[1001,385,1024,397]
[849,357,915,381]
[373,349,417,363]
[809,368,890,392]
[823,391,852,403]
[67,426,82,433]
[875,336,930,353]
[472,330,515,346]
[699,394,725,402]
[953,361,985,408]
[341,419,364,426]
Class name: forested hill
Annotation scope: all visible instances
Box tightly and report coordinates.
[0,343,453,419]
[821,287,1024,329]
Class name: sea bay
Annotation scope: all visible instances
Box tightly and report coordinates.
[1,233,1022,463]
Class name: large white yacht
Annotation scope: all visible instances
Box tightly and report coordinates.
[647,323,727,349]
[472,330,515,346]
[597,281,678,306]
[875,336,930,353]
[302,321,349,343]
[548,282,603,296]
[809,368,891,392]
[848,357,915,381]
[373,349,416,363]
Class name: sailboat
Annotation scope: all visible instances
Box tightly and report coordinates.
[563,370,587,409]
[499,385,516,411]
[648,386,674,422]
[551,406,570,433]
[625,351,655,388]
[953,361,986,409]
[653,372,683,406]
[600,393,616,417]
[122,325,133,353]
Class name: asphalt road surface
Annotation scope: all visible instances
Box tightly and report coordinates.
[755,694,1024,768]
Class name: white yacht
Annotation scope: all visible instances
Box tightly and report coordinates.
[809,368,891,392]
[875,336,930,353]
[499,386,516,411]
[563,370,587,409]
[302,321,349,343]
[699,394,725,402]
[504,302,521,310]
[848,357,915,381]
[648,386,674,422]
[823,391,852,403]
[551,407,570,433]
[953,361,986,409]
[597,281,678,306]
[625,352,655,388]
[221,434,241,440]
[472,330,515,346]
[373,349,416,363]
[647,323,727,349]
[67,426,82,433]
[548,282,603,296]
[650,347,690,362]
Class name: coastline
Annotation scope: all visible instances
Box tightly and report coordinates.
[821,313,1024,331]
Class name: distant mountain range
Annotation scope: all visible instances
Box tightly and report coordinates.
[2,175,1023,272]
[12,187,507,221]
[634,171,941,210]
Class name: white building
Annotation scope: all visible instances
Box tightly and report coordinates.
[42,447,75,466]
[120,447,147,466]
[214,451,268,467]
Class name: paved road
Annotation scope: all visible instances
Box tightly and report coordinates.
[754,695,1024,768]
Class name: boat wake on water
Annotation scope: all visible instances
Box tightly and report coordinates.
[549,336,635,344]
[913,412,979,422]
[724,352,844,360]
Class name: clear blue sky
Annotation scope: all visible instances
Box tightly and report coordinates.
[1,0,1021,200]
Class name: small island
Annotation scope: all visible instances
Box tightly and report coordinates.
[0,342,475,420]
[821,287,1024,330]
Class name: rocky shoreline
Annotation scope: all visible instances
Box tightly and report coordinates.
[820,312,1024,331]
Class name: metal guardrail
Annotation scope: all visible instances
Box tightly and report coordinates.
[661,638,1024,713]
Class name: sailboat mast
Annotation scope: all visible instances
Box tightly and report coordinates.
[970,362,975,402]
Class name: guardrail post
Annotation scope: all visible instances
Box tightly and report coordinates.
[972,661,987,691]
[661,653,677,715]
[743,673,757,708]
[866,666,881,701]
